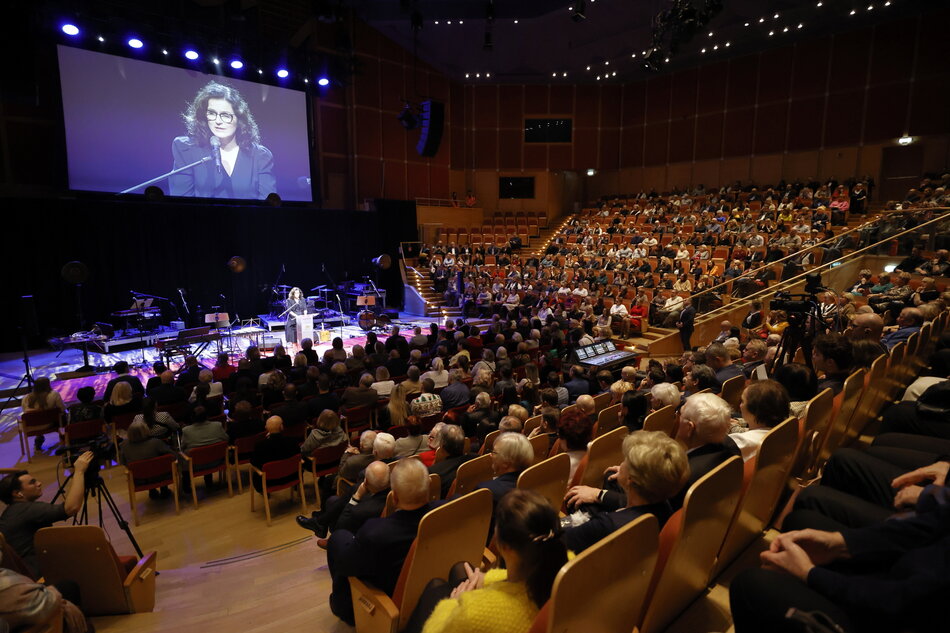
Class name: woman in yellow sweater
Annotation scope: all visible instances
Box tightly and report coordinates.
[412,490,567,633]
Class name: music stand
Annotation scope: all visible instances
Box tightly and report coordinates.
[205,312,230,355]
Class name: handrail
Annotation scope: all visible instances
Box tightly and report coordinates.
[680,208,926,305]
[697,206,950,315]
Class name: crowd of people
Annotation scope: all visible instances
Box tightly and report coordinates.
[3,173,949,632]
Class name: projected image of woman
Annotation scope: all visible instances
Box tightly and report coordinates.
[169,81,276,200]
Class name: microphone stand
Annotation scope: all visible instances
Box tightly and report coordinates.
[335,294,345,340]
[119,156,212,195]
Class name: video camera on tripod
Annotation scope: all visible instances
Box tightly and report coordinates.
[55,434,114,489]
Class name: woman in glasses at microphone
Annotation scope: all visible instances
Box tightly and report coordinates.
[170,80,276,200]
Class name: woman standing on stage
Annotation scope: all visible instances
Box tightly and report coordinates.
[284,287,308,349]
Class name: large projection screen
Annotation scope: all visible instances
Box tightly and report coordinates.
[57,45,313,202]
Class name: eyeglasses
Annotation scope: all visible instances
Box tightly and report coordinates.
[206,109,235,124]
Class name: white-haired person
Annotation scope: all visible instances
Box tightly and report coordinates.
[327,458,436,626]
[650,382,681,412]
[475,433,534,512]
[563,430,688,554]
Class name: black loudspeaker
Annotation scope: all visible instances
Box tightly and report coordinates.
[20,295,39,336]
[416,100,445,158]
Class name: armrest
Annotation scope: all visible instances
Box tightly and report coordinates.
[178,451,192,462]
[480,547,497,571]
[123,550,158,613]
[249,465,264,477]
[348,577,400,633]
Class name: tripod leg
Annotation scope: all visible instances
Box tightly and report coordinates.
[95,480,146,559]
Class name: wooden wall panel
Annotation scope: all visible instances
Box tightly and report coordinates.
[723,108,754,157]
[473,85,498,129]
[620,126,644,168]
[671,68,698,119]
[754,102,788,155]
[574,85,600,127]
[727,55,759,110]
[696,61,728,115]
[791,37,830,97]
[864,83,910,142]
[668,117,695,164]
[757,47,793,104]
[645,75,672,123]
[498,129,522,170]
[549,85,574,114]
[694,113,724,160]
[644,122,670,165]
[787,96,825,151]
[524,85,548,114]
[750,153,783,186]
[599,129,621,170]
[498,85,523,128]
[830,29,872,92]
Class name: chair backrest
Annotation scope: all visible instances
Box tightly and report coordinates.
[787,388,834,483]
[517,453,571,511]
[546,514,659,633]
[127,454,176,489]
[523,415,543,437]
[309,441,348,470]
[848,354,887,444]
[816,368,866,469]
[712,416,799,579]
[391,488,493,631]
[186,441,229,474]
[261,454,301,490]
[232,431,266,462]
[450,453,494,497]
[428,473,441,501]
[478,429,502,456]
[112,411,138,432]
[594,403,622,438]
[719,374,745,412]
[65,419,105,444]
[642,404,677,437]
[639,456,743,633]
[35,526,133,615]
[592,391,612,414]
[581,425,627,488]
[21,406,62,428]
[529,434,551,465]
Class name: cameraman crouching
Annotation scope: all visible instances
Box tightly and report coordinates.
[0,452,93,576]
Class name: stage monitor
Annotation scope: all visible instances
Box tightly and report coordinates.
[56,45,313,202]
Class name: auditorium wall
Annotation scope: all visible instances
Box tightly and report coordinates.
[451,6,950,203]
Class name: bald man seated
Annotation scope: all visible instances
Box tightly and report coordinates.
[249,416,300,493]
[848,312,887,356]
[326,459,439,625]
[297,460,391,548]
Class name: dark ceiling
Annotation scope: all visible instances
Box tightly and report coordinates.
[350,0,930,83]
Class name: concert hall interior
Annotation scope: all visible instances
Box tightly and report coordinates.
[1,1,950,632]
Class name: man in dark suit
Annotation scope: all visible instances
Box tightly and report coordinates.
[428,424,475,498]
[249,416,300,493]
[147,371,187,405]
[103,360,144,402]
[564,365,591,404]
[383,326,410,359]
[677,297,696,352]
[460,392,499,439]
[299,460,391,549]
[270,384,309,428]
[340,373,378,411]
[144,361,167,393]
[475,432,533,511]
[327,458,436,625]
[176,355,202,386]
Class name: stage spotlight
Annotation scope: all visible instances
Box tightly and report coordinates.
[185,49,199,60]
[212,58,220,65]
[61,24,80,36]
[277,68,289,78]
[127,38,144,49]
[230,59,244,69]
[317,77,330,86]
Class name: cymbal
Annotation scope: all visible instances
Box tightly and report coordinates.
[274,284,292,289]
[310,284,327,291]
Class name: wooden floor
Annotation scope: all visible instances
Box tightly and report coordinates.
[0,418,353,633]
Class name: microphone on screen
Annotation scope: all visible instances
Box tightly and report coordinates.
[210,136,222,174]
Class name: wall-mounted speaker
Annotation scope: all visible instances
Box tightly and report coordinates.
[416,100,445,158]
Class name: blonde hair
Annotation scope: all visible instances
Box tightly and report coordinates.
[387,383,410,426]
[110,381,133,406]
[622,431,689,504]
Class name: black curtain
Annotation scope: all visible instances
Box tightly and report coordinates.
[372,198,418,311]
[0,197,386,352]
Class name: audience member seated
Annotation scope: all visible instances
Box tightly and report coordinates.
[773,363,819,418]
[326,458,436,625]
[148,370,187,405]
[103,381,142,424]
[226,400,265,442]
[379,383,411,429]
[133,397,180,440]
[337,430,379,485]
[410,378,443,418]
[0,452,93,576]
[557,408,595,481]
[250,416,300,493]
[103,360,144,402]
[564,365,590,403]
[0,558,90,633]
[305,374,341,419]
[741,339,768,378]
[145,361,167,392]
[187,369,223,402]
[301,409,347,457]
[421,357,449,389]
[341,373,378,410]
[730,380,791,461]
[176,355,202,386]
[427,424,474,497]
[20,377,66,450]
[67,386,101,423]
[211,352,236,383]
[730,485,950,633]
[408,489,567,633]
[272,384,308,429]
[564,430,688,554]
[461,392,499,440]
[181,407,228,454]
[475,433,534,512]
[189,383,222,421]
[881,307,924,350]
[120,420,175,498]
[705,343,745,388]
[394,422,429,458]
[812,333,854,396]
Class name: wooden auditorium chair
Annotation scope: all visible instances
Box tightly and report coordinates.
[528,514,660,633]
[306,442,349,510]
[180,441,233,509]
[576,425,626,488]
[593,403,623,438]
[642,404,678,437]
[349,488,493,633]
[719,375,745,413]
[638,456,744,633]
[34,525,158,616]
[125,453,180,526]
[447,453,494,497]
[17,408,63,462]
[517,453,570,512]
[228,430,267,494]
[249,454,306,526]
